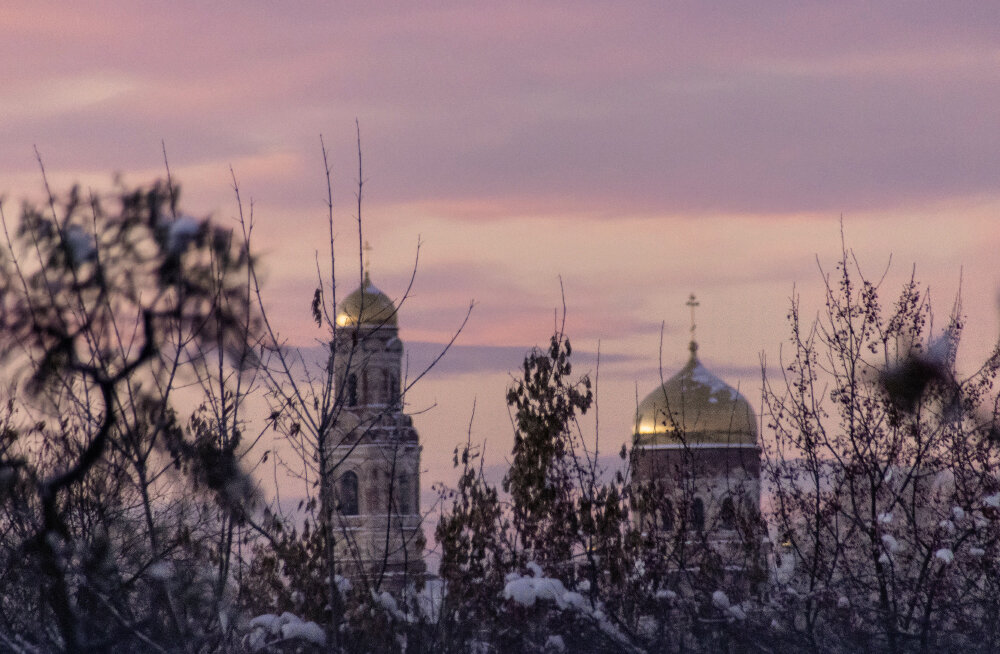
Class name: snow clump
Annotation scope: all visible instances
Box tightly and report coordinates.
[246,612,325,652]
[690,363,738,400]
[281,620,325,646]
[711,590,747,620]
[147,561,174,581]
[166,216,203,254]
[64,224,96,266]
[372,589,407,621]
[502,564,632,648]
[711,590,730,610]
[504,570,583,610]
[335,574,352,594]
[935,548,954,565]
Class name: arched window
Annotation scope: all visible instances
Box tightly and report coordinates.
[658,499,674,532]
[690,497,705,532]
[339,471,359,515]
[346,373,358,407]
[384,370,399,406]
[395,475,410,515]
[720,496,736,530]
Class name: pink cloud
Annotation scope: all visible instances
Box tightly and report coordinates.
[5,1,1000,219]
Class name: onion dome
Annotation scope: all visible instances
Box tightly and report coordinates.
[634,341,757,446]
[335,272,397,327]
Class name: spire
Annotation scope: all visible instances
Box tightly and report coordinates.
[686,293,700,358]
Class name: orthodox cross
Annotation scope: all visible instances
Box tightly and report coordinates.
[363,240,373,277]
[686,293,700,349]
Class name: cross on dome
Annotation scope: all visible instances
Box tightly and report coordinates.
[363,240,374,277]
[686,293,700,355]
[633,291,758,444]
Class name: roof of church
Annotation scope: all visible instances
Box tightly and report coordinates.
[634,341,757,446]
[336,272,398,327]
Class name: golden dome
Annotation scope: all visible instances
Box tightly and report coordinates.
[336,272,397,327]
[634,343,757,446]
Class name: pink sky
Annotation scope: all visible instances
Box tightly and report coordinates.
[4,1,1000,501]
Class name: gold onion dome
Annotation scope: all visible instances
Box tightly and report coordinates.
[336,272,398,327]
[634,341,757,446]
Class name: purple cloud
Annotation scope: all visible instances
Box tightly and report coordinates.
[5,1,1000,219]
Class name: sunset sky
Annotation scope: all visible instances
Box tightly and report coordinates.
[4,2,1000,502]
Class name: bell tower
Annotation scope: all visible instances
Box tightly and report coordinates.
[327,268,424,590]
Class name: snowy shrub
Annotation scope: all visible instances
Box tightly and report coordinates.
[245,612,326,652]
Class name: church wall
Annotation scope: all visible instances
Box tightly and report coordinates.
[632,444,761,536]
[325,437,425,589]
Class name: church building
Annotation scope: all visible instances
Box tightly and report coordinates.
[327,270,425,590]
[631,295,761,544]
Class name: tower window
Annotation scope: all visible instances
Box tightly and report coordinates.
[383,370,398,406]
[396,475,410,515]
[690,497,705,532]
[656,499,673,532]
[720,496,736,530]
[346,373,358,407]
[340,471,359,515]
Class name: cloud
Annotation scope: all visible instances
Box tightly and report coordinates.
[473,452,628,491]
[631,362,765,387]
[0,72,140,122]
[292,341,641,380]
[5,1,1000,220]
